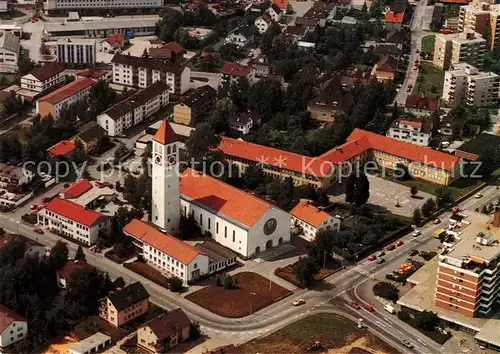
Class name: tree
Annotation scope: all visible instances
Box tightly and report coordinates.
[222,274,238,289]
[87,80,117,118]
[155,9,182,42]
[410,186,418,198]
[345,173,355,203]
[415,311,440,331]
[114,142,130,164]
[395,163,410,180]
[50,241,68,270]
[421,198,437,217]
[74,245,86,262]
[354,172,370,206]
[435,187,453,207]
[293,257,320,288]
[178,213,201,240]
[189,321,201,340]
[243,165,264,189]
[218,43,244,62]
[168,277,184,292]
[0,237,26,266]
[208,97,233,133]
[481,205,488,214]
[413,208,422,224]
[17,58,36,76]
[373,281,399,301]
[185,122,221,165]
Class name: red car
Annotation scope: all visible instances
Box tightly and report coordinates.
[367,254,377,261]
[29,204,38,210]
[363,305,375,312]
[395,240,404,247]
[348,302,361,310]
[387,244,396,251]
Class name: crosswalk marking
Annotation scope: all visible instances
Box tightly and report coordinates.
[352,266,375,279]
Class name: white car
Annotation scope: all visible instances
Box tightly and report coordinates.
[412,230,421,237]
[293,299,306,306]
[475,193,483,198]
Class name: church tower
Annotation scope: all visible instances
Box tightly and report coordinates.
[151,120,180,233]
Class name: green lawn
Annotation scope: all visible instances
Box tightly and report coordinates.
[421,35,435,54]
[413,62,444,98]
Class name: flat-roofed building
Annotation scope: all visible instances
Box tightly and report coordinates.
[0,32,20,72]
[56,38,97,66]
[458,2,500,51]
[433,31,486,70]
[44,0,162,14]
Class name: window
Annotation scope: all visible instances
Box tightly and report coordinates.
[194,263,198,269]
[216,222,219,234]
[208,218,211,230]
[200,213,203,226]
[225,226,227,238]
[233,230,235,242]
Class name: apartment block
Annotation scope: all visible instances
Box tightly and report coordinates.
[435,208,500,317]
[173,85,217,126]
[97,80,169,136]
[443,63,499,107]
[20,62,65,93]
[111,54,190,95]
[56,38,97,66]
[458,2,500,51]
[433,31,486,70]
[99,282,150,327]
[386,117,433,146]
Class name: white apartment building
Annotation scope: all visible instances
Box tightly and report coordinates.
[20,62,65,93]
[0,32,20,72]
[56,38,97,66]
[290,200,340,242]
[0,305,27,350]
[37,198,110,246]
[97,80,169,136]
[220,62,255,85]
[458,2,500,51]
[433,31,486,70]
[225,25,256,48]
[111,54,190,95]
[442,63,500,107]
[386,117,433,146]
[0,0,9,12]
[44,0,162,14]
[124,219,210,285]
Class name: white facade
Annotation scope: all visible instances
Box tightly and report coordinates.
[442,63,500,107]
[45,0,162,12]
[387,120,432,146]
[0,320,27,349]
[36,82,93,120]
[142,243,209,285]
[228,117,255,135]
[97,82,169,137]
[225,32,250,48]
[21,71,65,93]
[255,17,270,34]
[151,136,181,233]
[180,199,291,258]
[291,214,340,242]
[267,6,282,21]
[56,39,97,65]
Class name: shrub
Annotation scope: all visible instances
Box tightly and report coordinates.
[168,277,184,292]
[398,310,411,322]
[373,281,399,302]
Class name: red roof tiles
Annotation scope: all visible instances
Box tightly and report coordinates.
[47,140,76,157]
[163,41,186,54]
[62,179,93,198]
[221,62,251,77]
[385,11,404,23]
[290,200,330,227]
[76,68,105,80]
[180,168,275,227]
[44,198,104,227]
[0,304,24,333]
[405,95,438,111]
[123,219,203,264]
[57,260,87,279]
[106,33,125,46]
[38,78,95,105]
[153,120,179,145]
[273,0,288,9]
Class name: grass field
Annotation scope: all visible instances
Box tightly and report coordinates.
[238,313,399,353]
[413,62,444,98]
[421,35,435,54]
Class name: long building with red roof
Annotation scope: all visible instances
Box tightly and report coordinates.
[37,198,110,245]
[218,129,460,187]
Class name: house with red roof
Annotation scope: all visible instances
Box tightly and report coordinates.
[47,140,77,158]
[60,179,93,199]
[101,33,126,53]
[386,116,434,146]
[56,260,89,288]
[404,95,439,117]
[255,14,273,34]
[273,0,288,11]
[385,9,405,31]
[290,200,340,241]
[371,55,399,82]
[37,198,110,245]
[0,304,27,349]
[221,62,255,85]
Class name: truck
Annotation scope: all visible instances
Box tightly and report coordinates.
[384,304,396,314]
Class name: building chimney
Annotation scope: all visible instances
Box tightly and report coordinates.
[493,207,500,228]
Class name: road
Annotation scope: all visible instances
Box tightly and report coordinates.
[395,0,429,105]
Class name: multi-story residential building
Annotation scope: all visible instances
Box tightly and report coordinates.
[36,77,95,120]
[72,122,107,153]
[404,95,439,117]
[255,14,272,34]
[0,305,27,350]
[435,208,500,317]
[0,163,34,188]
[220,62,255,85]
[433,31,486,70]
[97,80,169,136]
[458,2,500,51]
[56,38,97,66]
[290,200,340,242]
[137,309,191,353]
[173,85,217,126]
[267,3,283,21]
[20,62,65,93]
[124,219,210,285]
[225,25,257,48]
[37,198,110,245]
[218,128,461,187]
[149,41,186,62]
[227,111,261,135]
[111,54,190,95]
[44,0,162,14]
[99,282,150,327]
[386,117,434,146]
[0,32,20,72]
[307,77,353,122]
[442,63,500,107]
[371,55,399,82]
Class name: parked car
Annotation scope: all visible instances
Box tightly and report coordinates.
[376,258,385,264]
[368,254,377,261]
[412,230,421,237]
[377,251,386,257]
[409,249,418,256]
[475,193,483,198]
[402,340,414,349]
[363,305,375,312]
[41,197,51,203]
[395,240,404,247]
[348,302,361,310]
[386,244,396,251]
[293,299,306,306]
[29,204,38,210]
[33,228,44,235]
[433,218,441,224]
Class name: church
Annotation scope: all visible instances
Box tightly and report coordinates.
[150,120,291,258]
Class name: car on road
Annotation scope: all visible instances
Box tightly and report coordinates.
[475,193,483,198]
[402,340,414,349]
[409,249,419,256]
[363,305,375,312]
[348,302,361,310]
[368,254,377,261]
[377,251,385,257]
[386,244,396,251]
[412,230,421,237]
[376,258,385,264]
[433,218,441,224]
[41,197,51,203]
[33,228,44,235]
[395,240,404,247]
[406,87,412,92]
[416,49,420,54]
[29,204,38,210]
[293,299,306,306]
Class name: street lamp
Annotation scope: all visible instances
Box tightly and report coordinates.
[250,292,256,315]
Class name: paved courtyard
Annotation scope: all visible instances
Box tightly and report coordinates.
[331,175,433,217]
